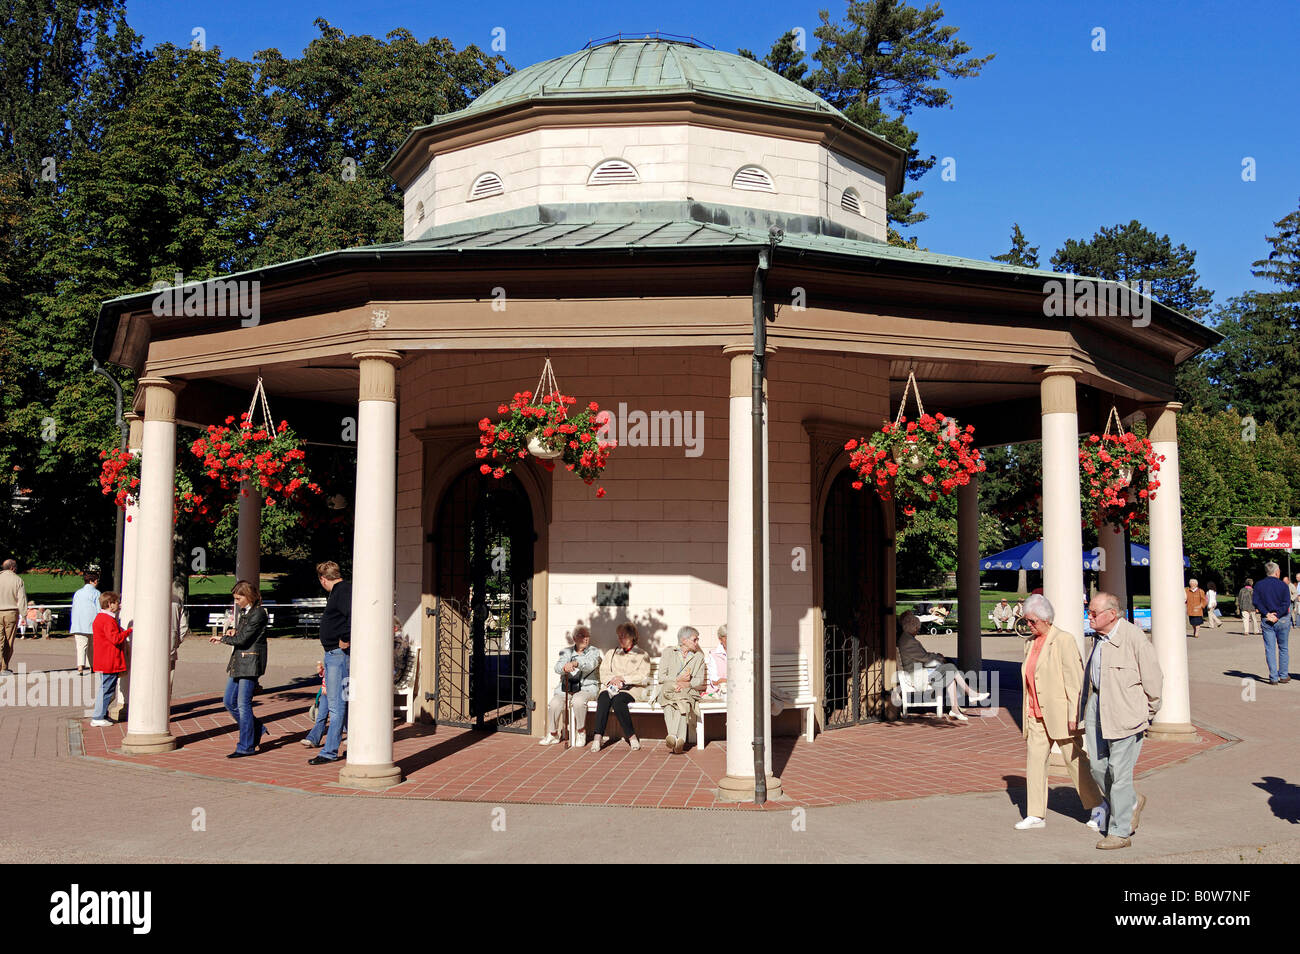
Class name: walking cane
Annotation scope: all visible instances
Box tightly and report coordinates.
[564,684,573,748]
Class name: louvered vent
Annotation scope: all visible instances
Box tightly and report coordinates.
[588,159,639,185]
[841,188,863,216]
[732,165,776,193]
[469,172,504,200]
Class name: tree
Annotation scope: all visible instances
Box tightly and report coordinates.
[738,31,815,88]
[1050,220,1214,321]
[991,223,1039,269]
[810,0,993,229]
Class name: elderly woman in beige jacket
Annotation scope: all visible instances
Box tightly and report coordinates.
[1015,594,1104,831]
[590,622,651,752]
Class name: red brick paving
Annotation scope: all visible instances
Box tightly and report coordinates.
[78,684,1228,810]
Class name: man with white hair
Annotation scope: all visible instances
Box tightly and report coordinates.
[1082,591,1163,849]
[657,626,706,754]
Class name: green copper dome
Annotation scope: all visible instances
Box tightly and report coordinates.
[430,37,844,124]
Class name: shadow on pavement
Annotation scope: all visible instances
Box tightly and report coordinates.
[1252,776,1300,823]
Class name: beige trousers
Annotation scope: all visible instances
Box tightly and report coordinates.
[546,688,596,736]
[1025,715,1103,819]
[0,611,16,669]
[1242,611,1260,635]
[74,633,93,669]
[659,691,699,741]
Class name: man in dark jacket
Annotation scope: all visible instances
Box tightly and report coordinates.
[1253,562,1292,685]
[1237,579,1257,636]
[311,561,352,763]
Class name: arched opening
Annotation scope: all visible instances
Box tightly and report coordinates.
[821,467,888,727]
[431,468,535,732]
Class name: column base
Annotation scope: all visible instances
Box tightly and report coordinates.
[119,731,178,754]
[715,773,784,802]
[337,761,404,790]
[1146,722,1199,742]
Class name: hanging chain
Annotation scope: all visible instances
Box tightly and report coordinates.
[531,357,560,405]
[244,376,274,431]
[893,369,926,428]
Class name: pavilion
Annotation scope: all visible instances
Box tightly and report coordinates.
[92,36,1219,799]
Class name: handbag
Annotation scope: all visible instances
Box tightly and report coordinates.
[228,650,261,679]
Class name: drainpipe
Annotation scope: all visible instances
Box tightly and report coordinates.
[92,360,129,592]
[751,227,783,804]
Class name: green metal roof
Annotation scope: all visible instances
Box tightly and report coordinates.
[422,37,844,128]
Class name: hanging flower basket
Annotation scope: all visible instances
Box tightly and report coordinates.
[98,448,203,522]
[844,371,986,522]
[1080,407,1163,531]
[476,359,616,496]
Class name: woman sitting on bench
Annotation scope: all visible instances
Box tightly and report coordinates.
[590,622,650,753]
[897,610,989,721]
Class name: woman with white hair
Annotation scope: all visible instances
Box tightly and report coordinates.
[1015,593,1104,830]
[896,611,989,721]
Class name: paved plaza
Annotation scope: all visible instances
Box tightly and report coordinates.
[2,621,1297,863]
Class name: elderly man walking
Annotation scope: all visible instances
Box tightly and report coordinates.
[1081,592,1163,850]
[1253,562,1292,685]
[1237,579,1258,636]
[658,626,706,754]
[0,558,28,675]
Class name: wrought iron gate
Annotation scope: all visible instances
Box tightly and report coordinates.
[823,619,885,727]
[432,471,534,733]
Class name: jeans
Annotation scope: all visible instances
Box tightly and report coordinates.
[1261,617,1291,683]
[223,676,263,754]
[321,648,350,760]
[94,672,119,720]
[1084,692,1144,838]
[593,690,635,738]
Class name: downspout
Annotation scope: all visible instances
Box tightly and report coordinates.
[751,227,783,804]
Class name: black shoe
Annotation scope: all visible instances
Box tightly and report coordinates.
[308,755,338,765]
[227,750,256,759]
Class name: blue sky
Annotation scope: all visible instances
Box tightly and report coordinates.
[125,0,1298,308]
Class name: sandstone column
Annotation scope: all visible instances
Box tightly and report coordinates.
[120,380,182,754]
[957,474,982,672]
[1144,402,1195,741]
[235,479,261,586]
[338,351,403,789]
[1040,367,1086,659]
[718,345,780,801]
[110,412,144,720]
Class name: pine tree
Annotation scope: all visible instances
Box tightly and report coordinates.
[991,223,1039,268]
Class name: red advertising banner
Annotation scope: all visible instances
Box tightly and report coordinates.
[1246,526,1300,549]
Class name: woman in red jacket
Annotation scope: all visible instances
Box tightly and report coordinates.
[90,591,131,727]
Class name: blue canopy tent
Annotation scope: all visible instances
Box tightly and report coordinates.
[979,541,1188,571]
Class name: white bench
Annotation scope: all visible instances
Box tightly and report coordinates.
[895,665,946,718]
[207,610,275,632]
[569,652,816,747]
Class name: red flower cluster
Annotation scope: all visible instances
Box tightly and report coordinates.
[476,390,615,496]
[1080,431,1163,531]
[844,413,985,522]
[97,448,201,521]
[189,413,320,510]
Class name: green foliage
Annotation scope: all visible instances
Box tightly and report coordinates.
[991,223,1039,269]
[738,31,814,87]
[1176,409,1300,587]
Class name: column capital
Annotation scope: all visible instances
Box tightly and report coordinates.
[124,412,144,451]
[722,343,778,356]
[1142,402,1182,443]
[138,378,184,423]
[354,351,401,403]
[1038,366,1082,415]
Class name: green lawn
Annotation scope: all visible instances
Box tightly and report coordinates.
[20,572,279,604]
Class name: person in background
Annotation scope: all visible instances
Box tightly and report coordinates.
[1184,578,1207,638]
[541,625,601,746]
[590,622,650,752]
[896,610,989,721]
[1291,573,1300,627]
[1253,562,1292,686]
[991,598,1015,632]
[1015,593,1103,831]
[705,624,728,697]
[169,578,189,696]
[1204,584,1219,629]
[24,605,39,638]
[310,560,351,765]
[90,591,131,727]
[211,580,270,758]
[0,558,27,673]
[1237,579,1258,636]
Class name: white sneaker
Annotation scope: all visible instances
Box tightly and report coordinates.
[538,735,559,745]
[629,736,641,751]
[574,732,586,747]
[90,719,112,727]
[1015,816,1045,830]
[589,736,602,753]
[1088,803,1109,831]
